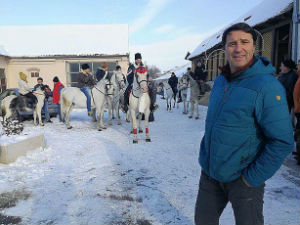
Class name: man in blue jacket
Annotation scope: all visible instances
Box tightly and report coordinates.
[194,23,294,225]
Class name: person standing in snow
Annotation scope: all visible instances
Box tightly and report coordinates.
[292,59,300,164]
[194,22,294,225]
[33,77,52,123]
[277,59,298,113]
[52,76,64,122]
[78,63,96,117]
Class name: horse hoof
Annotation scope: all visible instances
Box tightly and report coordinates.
[118,122,121,125]
[139,130,143,133]
[195,117,199,120]
[98,128,102,131]
[67,126,72,129]
[40,124,44,126]
[133,140,138,144]
[188,116,192,119]
[126,119,130,123]
[146,138,151,142]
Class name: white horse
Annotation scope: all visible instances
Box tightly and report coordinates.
[129,66,151,143]
[110,70,126,125]
[187,74,211,119]
[1,88,46,126]
[157,81,176,111]
[60,73,116,130]
[178,74,189,114]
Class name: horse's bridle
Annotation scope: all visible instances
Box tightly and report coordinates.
[135,74,148,94]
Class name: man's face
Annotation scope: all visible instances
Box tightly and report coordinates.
[37,80,43,85]
[197,62,201,67]
[280,63,290,74]
[135,59,141,65]
[225,30,255,72]
[84,68,90,73]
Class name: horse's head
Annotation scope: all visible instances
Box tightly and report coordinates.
[180,75,189,89]
[135,66,149,93]
[104,72,115,96]
[114,71,126,90]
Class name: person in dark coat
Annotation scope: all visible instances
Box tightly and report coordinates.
[78,64,96,116]
[168,72,178,95]
[95,62,108,82]
[52,76,64,122]
[278,59,298,113]
[33,77,52,123]
[194,61,208,95]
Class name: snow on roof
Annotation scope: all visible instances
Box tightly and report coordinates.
[154,64,190,80]
[188,0,293,60]
[0,24,129,57]
[0,45,8,56]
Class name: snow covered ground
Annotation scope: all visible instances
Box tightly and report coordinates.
[0,98,299,225]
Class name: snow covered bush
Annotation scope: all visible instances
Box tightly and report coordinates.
[1,118,24,136]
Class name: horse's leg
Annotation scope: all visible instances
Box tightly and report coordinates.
[189,101,194,118]
[145,109,151,142]
[126,111,130,123]
[138,113,143,133]
[130,108,138,143]
[117,103,121,125]
[65,105,73,129]
[99,106,107,129]
[38,106,44,126]
[33,109,38,126]
[195,100,199,120]
[166,99,168,111]
[91,108,97,122]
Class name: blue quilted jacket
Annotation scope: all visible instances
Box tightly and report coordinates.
[199,56,294,187]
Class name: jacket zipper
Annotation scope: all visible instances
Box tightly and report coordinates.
[208,83,232,178]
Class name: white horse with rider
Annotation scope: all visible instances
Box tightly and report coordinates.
[157,80,177,111]
[60,72,116,130]
[128,64,151,143]
[186,70,211,119]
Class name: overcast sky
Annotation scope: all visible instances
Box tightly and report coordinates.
[0,0,264,71]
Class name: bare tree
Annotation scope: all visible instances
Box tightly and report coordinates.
[146,65,161,79]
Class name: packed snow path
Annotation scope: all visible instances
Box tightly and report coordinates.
[0,98,299,225]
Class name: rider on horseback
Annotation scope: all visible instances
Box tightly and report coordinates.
[168,72,180,101]
[18,72,37,105]
[189,61,208,97]
[78,63,96,117]
[123,53,158,113]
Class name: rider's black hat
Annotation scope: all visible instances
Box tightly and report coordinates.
[81,63,90,70]
[135,53,142,60]
[37,77,43,81]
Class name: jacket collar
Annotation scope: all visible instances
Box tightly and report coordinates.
[220,56,275,82]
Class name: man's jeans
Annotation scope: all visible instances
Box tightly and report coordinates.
[195,172,265,225]
[80,87,92,112]
[55,103,62,122]
[42,100,50,121]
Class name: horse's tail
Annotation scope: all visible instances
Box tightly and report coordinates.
[1,104,6,121]
[60,90,69,120]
